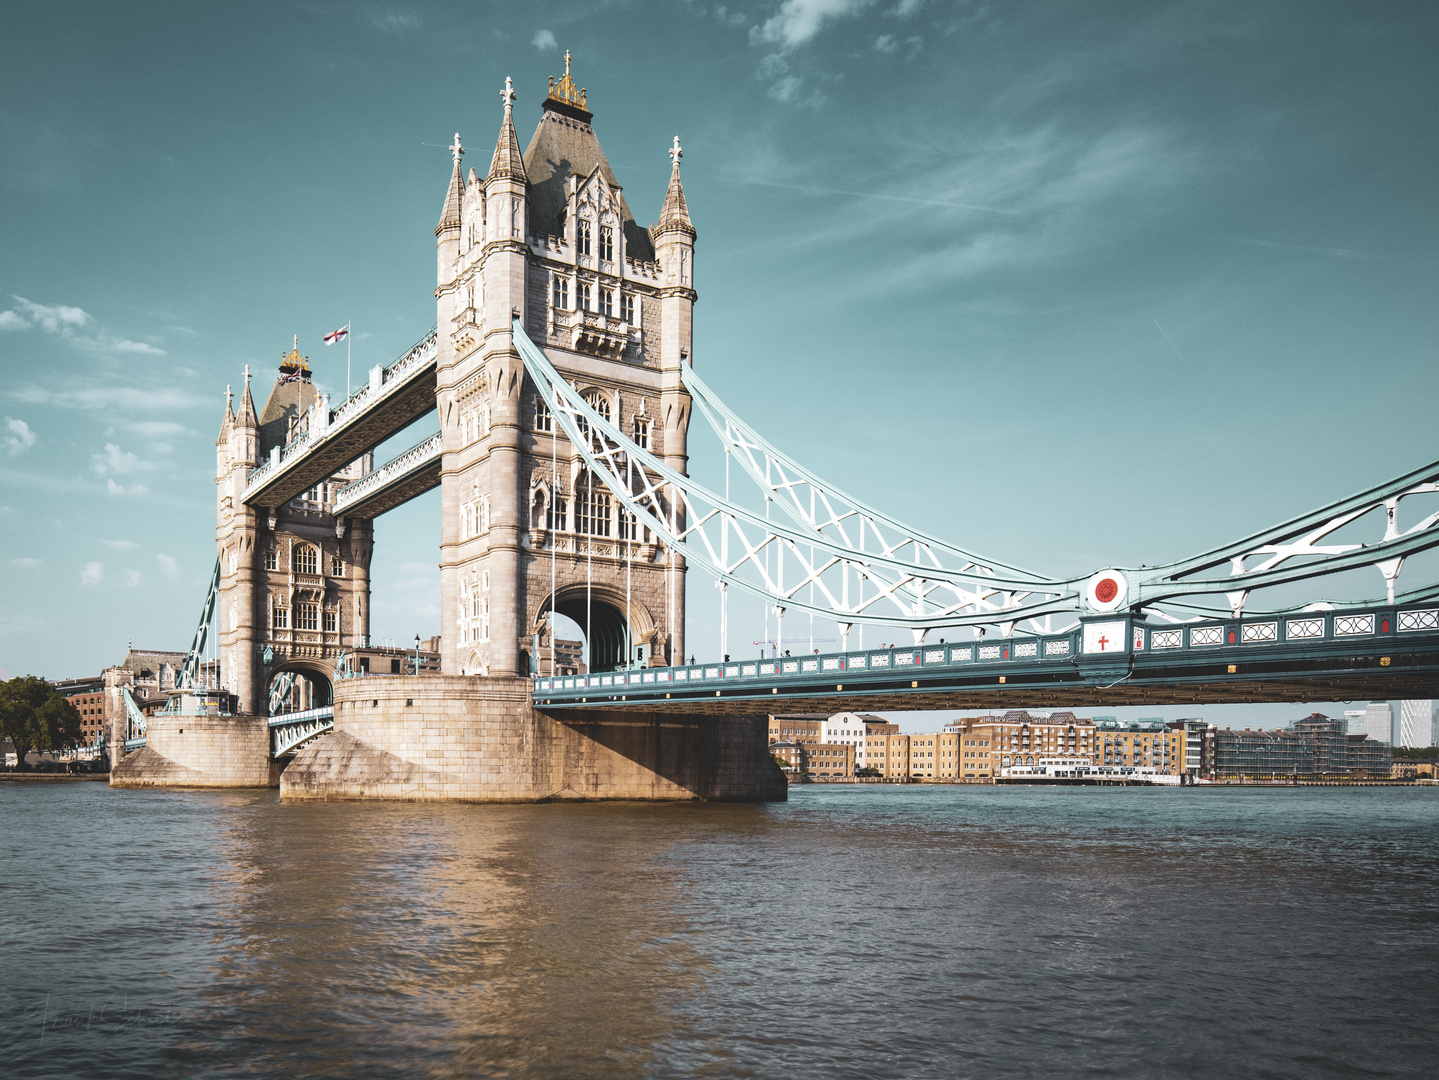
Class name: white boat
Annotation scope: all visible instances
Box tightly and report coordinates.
[1001,757,1182,785]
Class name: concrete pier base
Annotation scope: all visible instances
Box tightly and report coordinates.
[280,675,787,802]
[110,714,282,788]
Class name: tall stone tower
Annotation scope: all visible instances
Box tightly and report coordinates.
[214,343,374,714]
[435,58,694,678]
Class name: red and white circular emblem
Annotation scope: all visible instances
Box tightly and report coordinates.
[1085,569,1128,612]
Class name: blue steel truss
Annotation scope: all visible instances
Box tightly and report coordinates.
[515,318,1439,637]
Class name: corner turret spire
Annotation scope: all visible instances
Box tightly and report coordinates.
[655,136,695,238]
[437,132,465,232]
[237,365,257,427]
[488,77,527,183]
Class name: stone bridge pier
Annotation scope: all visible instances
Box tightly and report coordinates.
[280,675,785,802]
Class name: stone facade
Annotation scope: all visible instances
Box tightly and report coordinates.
[280,676,786,802]
[434,62,694,681]
[214,346,373,716]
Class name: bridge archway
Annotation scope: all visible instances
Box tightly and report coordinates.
[264,659,334,715]
[538,583,658,673]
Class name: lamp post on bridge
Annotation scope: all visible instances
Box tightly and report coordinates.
[414,634,421,675]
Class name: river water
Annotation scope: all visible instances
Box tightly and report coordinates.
[1,782,1435,1078]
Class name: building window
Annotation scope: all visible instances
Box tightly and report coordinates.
[296,603,318,631]
[549,496,567,532]
[552,275,569,310]
[534,396,552,432]
[293,545,318,575]
[264,550,278,571]
[578,220,591,256]
[272,604,289,630]
[622,293,635,323]
[331,556,344,576]
[577,478,612,537]
[632,416,650,449]
[323,609,337,633]
[600,288,613,317]
[480,494,491,533]
[578,281,591,312]
[479,598,491,641]
[584,392,612,424]
[599,225,613,261]
[619,507,638,540]
[481,569,490,591]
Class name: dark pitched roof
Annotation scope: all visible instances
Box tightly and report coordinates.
[522,101,655,260]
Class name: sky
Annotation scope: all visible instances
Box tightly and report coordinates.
[1,0,1436,731]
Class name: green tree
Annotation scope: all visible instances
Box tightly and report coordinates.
[0,676,83,771]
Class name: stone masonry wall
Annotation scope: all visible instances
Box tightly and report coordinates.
[110,714,281,788]
[280,674,786,802]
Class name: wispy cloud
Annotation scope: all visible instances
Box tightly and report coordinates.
[101,539,137,551]
[4,417,36,455]
[122,569,141,587]
[106,479,148,497]
[92,443,144,476]
[156,553,179,579]
[368,11,418,33]
[80,561,104,586]
[752,0,873,51]
[7,557,42,571]
[532,29,557,52]
[0,296,164,355]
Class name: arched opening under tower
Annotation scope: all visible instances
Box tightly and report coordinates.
[538,583,657,674]
[265,664,334,715]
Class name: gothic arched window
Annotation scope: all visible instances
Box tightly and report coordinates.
[578,219,592,256]
[599,225,613,262]
[293,544,318,575]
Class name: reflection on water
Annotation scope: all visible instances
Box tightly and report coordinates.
[3,784,1436,1078]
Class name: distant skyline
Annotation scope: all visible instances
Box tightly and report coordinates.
[2,2,1436,731]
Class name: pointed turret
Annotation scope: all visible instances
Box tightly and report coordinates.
[437,133,465,232]
[216,384,235,443]
[488,77,527,183]
[655,136,695,240]
[237,365,258,428]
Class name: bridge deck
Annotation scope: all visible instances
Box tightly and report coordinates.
[332,432,442,518]
[243,329,438,509]
[535,604,1439,714]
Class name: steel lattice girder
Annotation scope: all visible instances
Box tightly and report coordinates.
[517,318,1439,630]
[177,557,221,690]
[515,320,1076,630]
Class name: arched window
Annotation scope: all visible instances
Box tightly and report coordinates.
[599,225,613,261]
[293,545,318,575]
[576,472,612,537]
[578,219,592,256]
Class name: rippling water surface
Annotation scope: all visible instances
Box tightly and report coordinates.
[2,783,1435,1078]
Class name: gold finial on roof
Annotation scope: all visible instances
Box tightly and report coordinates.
[279,334,311,376]
[546,48,587,111]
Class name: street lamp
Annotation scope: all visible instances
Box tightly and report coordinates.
[414,634,421,674]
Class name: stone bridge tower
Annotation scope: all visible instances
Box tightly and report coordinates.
[214,344,374,715]
[435,58,694,679]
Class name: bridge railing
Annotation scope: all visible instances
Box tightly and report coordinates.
[244,326,438,492]
[332,431,443,516]
[533,601,1439,704]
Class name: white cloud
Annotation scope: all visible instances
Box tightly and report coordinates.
[890,0,923,15]
[7,557,41,570]
[753,0,873,50]
[369,11,418,33]
[0,295,164,355]
[127,420,188,439]
[101,539,138,551]
[123,569,142,587]
[532,29,557,51]
[4,417,35,455]
[80,561,104,586]
[92,442,142,476]
[106,479,148,496]
[156,553,179,579]
[874,33,897,53]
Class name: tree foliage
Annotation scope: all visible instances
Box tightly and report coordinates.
[0,676,83,771]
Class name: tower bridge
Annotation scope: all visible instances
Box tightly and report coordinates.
[111,58,1439,799]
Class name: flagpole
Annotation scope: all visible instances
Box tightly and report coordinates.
[346,318,351,398]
